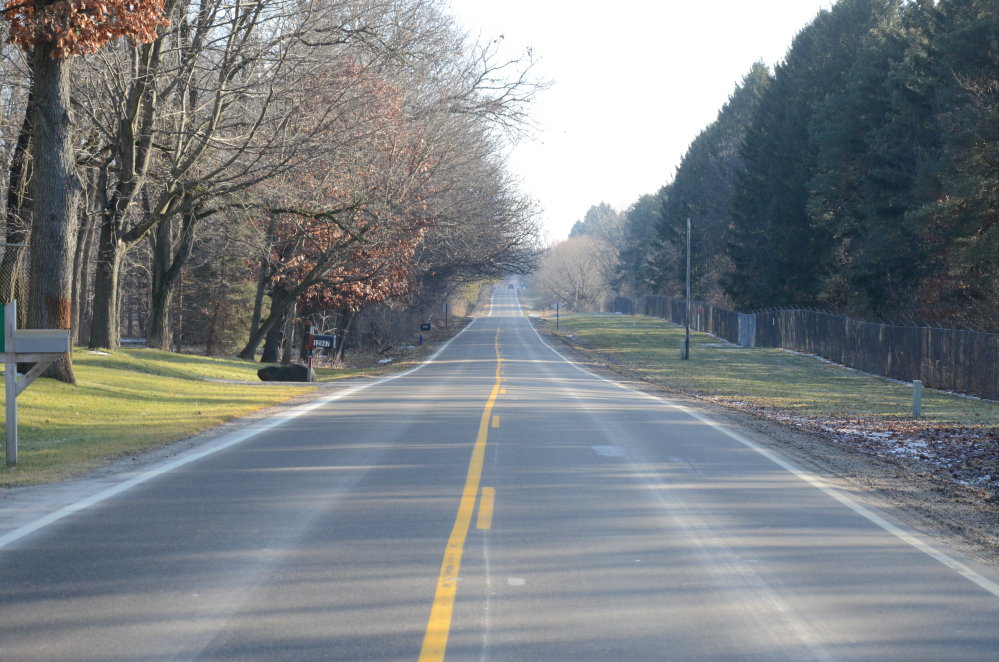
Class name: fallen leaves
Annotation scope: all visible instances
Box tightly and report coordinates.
[738,404,999,494]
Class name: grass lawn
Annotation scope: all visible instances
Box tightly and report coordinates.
[0,349,362,487]
[545,313,998,428]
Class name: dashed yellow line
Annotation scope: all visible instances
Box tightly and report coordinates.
[418,326,503,662]
[477,487,495,530]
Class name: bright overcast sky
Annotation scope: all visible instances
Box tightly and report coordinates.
[445,0,835,241]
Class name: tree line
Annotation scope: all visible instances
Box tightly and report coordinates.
[598,0,997,331]
[0,0,543,383]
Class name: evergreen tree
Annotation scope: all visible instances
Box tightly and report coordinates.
[569,202,622,244]
[658,63,770,303]
[907,0,999,329]
[616,189,670,296]
[807,0,918,317]
[728,0,901,309]
[616,0,997,331]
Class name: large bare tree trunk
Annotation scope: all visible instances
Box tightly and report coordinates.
[146,216,175,350]
[259,288,290,364]
[239,312,274,361]
[28,43,81,384]
[280,301,297,364]
[241,286,296,362]
[147,210,197,350]
[248,214,279,341]
[147,273,171,350]
[87,222,125,350]
[71,196,96,346]
[330,307,353,367]
[73,205,97,344]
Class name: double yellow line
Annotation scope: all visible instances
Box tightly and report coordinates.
[418,326,503,662]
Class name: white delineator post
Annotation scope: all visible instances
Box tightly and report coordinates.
[912,380,923,418]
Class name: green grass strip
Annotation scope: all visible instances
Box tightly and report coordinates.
[549,313,998,427]
[0,349,329,487]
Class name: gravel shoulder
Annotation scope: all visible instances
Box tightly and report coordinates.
[532,318,999,569]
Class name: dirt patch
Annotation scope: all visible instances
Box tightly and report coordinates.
[534,319,999,568]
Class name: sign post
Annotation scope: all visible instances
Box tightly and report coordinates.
[307,325,316,372]
[303,329,336,379]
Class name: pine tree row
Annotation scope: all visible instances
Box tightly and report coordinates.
[616,0,997,331]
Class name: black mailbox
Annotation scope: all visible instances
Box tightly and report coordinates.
[311,334,337,349]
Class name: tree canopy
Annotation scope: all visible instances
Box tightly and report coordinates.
[5,0,167,56]
[614,0,999,331]
[0,0,546,367]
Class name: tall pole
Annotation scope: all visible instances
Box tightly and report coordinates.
[683,216,691,360]
[555,302,559,331]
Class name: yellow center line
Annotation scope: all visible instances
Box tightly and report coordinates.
[418,326,503,662]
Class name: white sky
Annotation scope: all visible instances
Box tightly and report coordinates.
[446,0,835,241]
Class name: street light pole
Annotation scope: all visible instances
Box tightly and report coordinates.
[683,216,691,360]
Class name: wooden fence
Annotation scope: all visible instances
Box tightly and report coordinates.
[607,296,998,401]
[610,296,755,349]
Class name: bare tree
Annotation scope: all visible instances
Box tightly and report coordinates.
[235,8,546,360]
[0,0,547,362]
[237,63,436,360]
[2,0,167,382]
[532,236,618,312]
[79,0,413,349]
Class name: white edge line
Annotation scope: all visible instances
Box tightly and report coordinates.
[524,315,999,600]
[0,318,481,551]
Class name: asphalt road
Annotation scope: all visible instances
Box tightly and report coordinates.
[1,286,998,661]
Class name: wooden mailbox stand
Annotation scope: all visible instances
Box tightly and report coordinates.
[2,300,71,467]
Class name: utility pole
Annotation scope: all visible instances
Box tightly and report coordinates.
[683,216,691,360]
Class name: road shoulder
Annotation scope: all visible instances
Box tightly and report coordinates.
[530,317,999,569]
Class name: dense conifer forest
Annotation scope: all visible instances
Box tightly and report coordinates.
[611,0,997,332]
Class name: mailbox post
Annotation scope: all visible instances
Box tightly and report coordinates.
[306,327,337,373]
[2,300,72,466]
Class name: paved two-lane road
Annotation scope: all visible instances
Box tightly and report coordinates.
[2,286,998,661]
